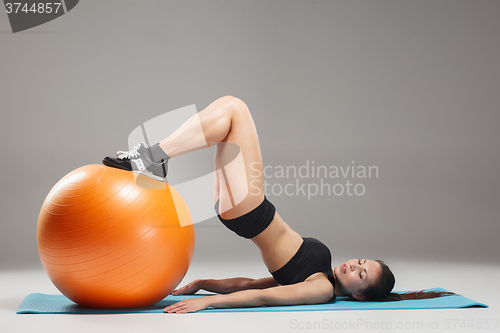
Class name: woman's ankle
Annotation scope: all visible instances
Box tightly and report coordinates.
[149,143,170,163]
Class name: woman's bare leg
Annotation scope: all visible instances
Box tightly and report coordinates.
[158,96,265,218]
[157,98,231,157]
[155,96,304,273]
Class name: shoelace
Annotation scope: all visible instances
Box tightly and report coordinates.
[116,143,144,160]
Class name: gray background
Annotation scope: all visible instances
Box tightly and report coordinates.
[1,0,499,273]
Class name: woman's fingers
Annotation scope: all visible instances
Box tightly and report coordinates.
[164,301,186,313]
[166,299,186,309]
[171,281,198,295]
[172,288,188,295]
[166,305,189,314]
[172,284,189,294]
[164,298,208,314]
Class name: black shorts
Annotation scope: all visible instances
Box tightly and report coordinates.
[214,196,276,239]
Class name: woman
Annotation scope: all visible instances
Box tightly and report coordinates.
[103,96,454,313]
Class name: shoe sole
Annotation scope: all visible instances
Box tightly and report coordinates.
[102,159,167,183]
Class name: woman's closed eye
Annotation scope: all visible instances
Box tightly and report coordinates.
[358,259,364,279]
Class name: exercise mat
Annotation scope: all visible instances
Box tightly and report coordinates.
[17,288,487,314]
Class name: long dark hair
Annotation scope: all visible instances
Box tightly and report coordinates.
[361,260,456,301]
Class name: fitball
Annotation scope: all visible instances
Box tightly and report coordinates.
[37,164,195,308]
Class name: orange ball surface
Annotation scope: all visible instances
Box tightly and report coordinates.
[37,165,195,308]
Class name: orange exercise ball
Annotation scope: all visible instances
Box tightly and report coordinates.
[37,164,195,308]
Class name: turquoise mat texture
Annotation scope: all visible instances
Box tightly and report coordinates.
[17,288,487,314]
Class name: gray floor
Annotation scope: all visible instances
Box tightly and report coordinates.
[1,259,498,333]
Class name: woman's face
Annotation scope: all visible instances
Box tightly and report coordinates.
[333,259,382,300]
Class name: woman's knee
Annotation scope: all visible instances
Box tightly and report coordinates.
[217,95,250,119]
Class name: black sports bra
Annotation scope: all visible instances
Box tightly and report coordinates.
[269,237,336,299]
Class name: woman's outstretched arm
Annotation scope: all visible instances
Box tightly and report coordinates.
[164,278,334,314]
[172,277,280,295]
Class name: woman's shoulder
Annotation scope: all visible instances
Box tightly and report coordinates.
[306,271,335,287]
[304,272,336,300]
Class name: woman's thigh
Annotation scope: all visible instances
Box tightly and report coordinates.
[214,98,265,219]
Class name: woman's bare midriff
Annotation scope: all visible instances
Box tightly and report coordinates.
[250,211,304,273]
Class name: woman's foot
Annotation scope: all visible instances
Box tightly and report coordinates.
[102,143,168,182]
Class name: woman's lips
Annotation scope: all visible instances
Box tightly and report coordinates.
[342,264,346,274]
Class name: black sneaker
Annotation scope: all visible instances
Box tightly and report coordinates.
[102,143,168,182]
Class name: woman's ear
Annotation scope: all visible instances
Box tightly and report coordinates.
[352,293,366,301]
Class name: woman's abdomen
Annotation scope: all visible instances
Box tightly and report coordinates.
[251,211,303,272]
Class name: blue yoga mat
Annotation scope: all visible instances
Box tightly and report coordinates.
[17,288,487,314]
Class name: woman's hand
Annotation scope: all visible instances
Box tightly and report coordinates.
[164,296,210,314]
[171,279,203,295]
